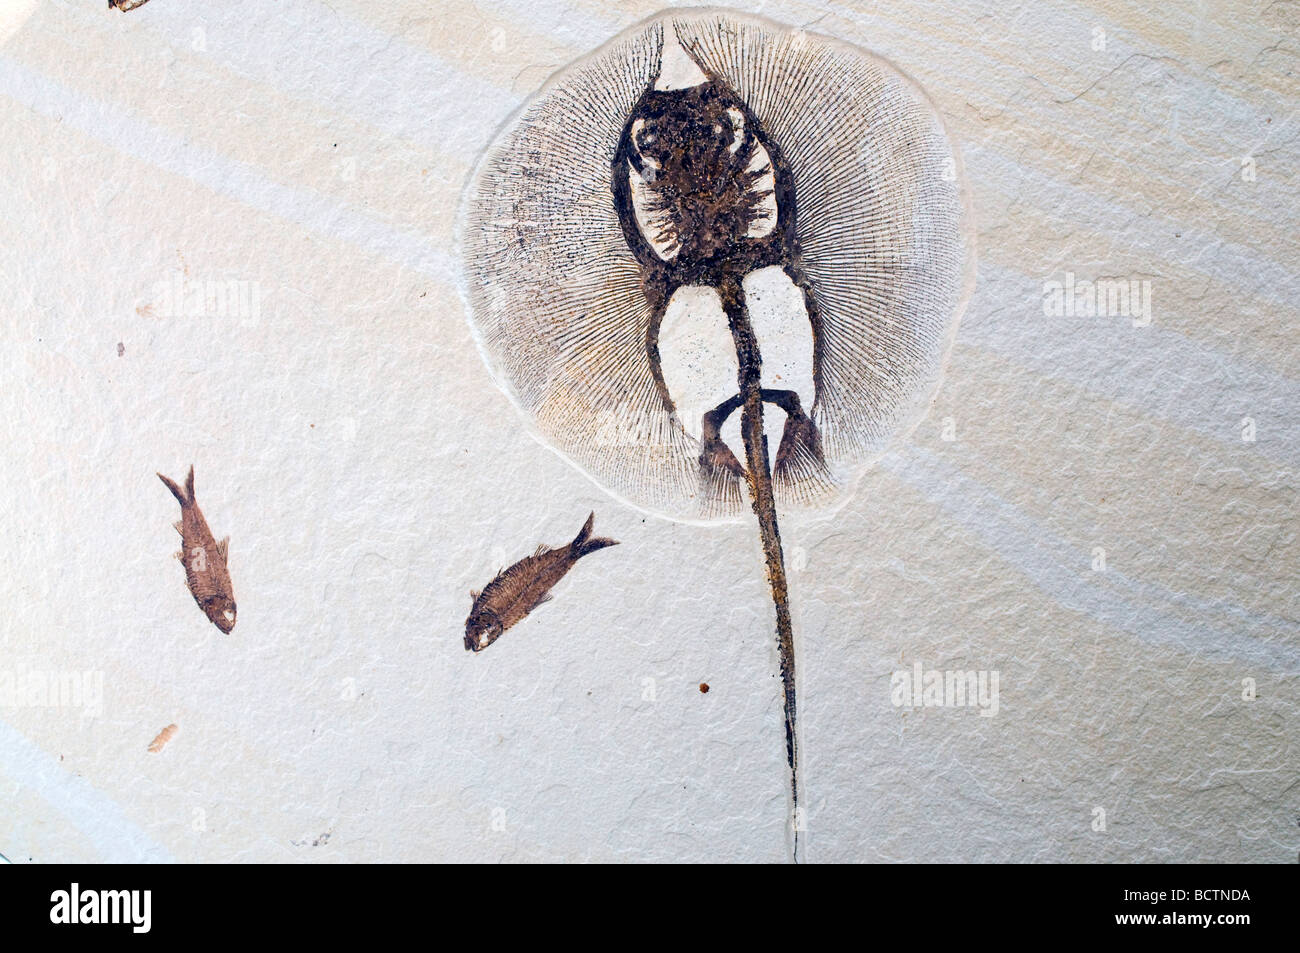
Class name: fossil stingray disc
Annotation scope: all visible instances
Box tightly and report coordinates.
[460,9,976,522]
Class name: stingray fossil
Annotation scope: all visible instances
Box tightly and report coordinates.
[460,10,974,861]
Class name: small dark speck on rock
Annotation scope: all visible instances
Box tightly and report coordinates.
[699,683,709,693]
[117,342,124,357]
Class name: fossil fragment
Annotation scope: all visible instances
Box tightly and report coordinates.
[147,724,178,753]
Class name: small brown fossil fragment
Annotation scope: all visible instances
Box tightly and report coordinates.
[465,513,618,652]
[108,0,155,11]
[147,724,177,753]
[158,466,237,633]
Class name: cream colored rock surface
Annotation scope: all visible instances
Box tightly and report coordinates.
[0,0,1295,862]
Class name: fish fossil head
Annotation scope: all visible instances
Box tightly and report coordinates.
[203,594,237,633]
[464,609,504,653]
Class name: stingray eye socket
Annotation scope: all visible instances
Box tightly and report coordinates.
[726,108,745,153]
[632,120,663,170]
[632,119,658,151]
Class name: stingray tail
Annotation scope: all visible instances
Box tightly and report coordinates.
[720,275,803,864]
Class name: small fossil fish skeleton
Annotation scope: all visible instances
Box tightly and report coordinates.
[465,512,618,652]
[461,10,974,862]
[158,465,237,633]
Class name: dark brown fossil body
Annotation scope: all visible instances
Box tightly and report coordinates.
[158,466,236,634]
[609,38,816,860]
[465,512,618,652]
[611,72,827,490]
[463,14,972,521]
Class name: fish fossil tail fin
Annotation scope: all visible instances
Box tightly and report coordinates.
[571,511,619,558]
[158,466,194,506]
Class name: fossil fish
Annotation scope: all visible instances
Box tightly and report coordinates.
[610,31,813,860]
[465,512,618,652]
[158,465,237,633]
[462,12,973,521]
